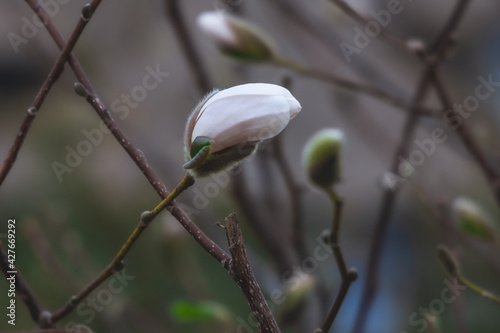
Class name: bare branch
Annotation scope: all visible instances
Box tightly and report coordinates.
[0,0,103,187]
[353,1,472,332]
[224,213,281,333]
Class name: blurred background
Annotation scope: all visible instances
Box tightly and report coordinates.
[1,0,500,332]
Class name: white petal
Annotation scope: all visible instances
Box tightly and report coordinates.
[190,83,301,153]
[192,94,291,153]
[197,12,237,47]
[205,83,296,107]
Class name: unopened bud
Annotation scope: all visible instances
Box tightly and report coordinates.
[197,11,275,62]
[452,197,499,243]
[303,129,343,190]
[437,245,459,277]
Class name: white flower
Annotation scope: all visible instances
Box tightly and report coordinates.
[184,83,301,176]
[197,11,275,62]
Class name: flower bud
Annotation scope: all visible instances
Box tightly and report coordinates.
[436,245,459,277]
[184,83,301,177]
[197,11,275,62]
[302,129,343,189]
[452,197,500,243]
[282,272,316,313]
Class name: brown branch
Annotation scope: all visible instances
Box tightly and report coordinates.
[20,0,232,325]
[0,241,48,326]
[224,213,281,333]
[270,136,308,261]
[434,200,469,333]
[50,174,195,323]
[0,0,102,187]
[429,69,500,203]
[353,66,432,333]
[165,0,212,94]
[269,0,437,117]
[26,0,230,262]
[352,1,472,332]
[319,192,357,332]
[272,55,431,114]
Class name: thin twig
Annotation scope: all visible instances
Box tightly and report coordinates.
[271,55,431,114]
[0,241,48,326]
[429,69,500,203]
[50,174,194,323]
[268,0,438,116]
[271,136,308,261]
[0,0,102,187]
[231,168,296,273]
[319,191,357,332]
[292,0,490,196]
[352,66,432,333]
[224,213,281,333]
[437,245,500,305]
[352,1,472,332]
[164,0,212,94]
[25,0,231,264]
[434,200,469,333]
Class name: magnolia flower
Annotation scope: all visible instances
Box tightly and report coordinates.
[452,197,499,243]
[302,129,344,189]
[197,11,275,62]
[184,83,301,177]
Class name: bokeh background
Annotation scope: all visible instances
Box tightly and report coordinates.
[1,0,500,332]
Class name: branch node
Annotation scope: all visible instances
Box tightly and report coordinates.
[347,268,358,282]
[111,260,125,274]
[320,229,332,245]
[73,82,89,98]
[38,310,53,328]
[69,296,78,305]
[406,38,426,54]
[27,107,37,117]
[140,211,152,225]
[81,4,93,21]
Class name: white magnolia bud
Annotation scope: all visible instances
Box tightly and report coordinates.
[452,197,500,243]
[184,83,301,177]
[302,129,344,189]
[197,11,275,62]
